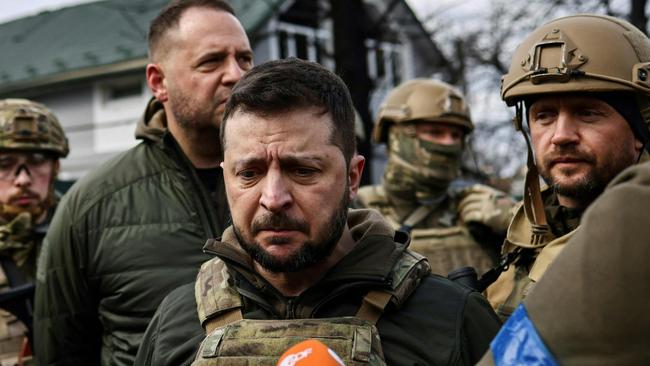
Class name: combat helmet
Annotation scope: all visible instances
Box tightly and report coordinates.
[501,14,650,244]
[502,14,650,129]
[0,99,69,157]
[373,79,473,144]
[373,79,473,203]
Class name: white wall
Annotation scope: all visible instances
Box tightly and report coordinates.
[34,73,151,180]
[91,75,151,154]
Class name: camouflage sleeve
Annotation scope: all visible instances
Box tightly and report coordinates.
[350,193,368,209]
[457,184,515,235]
[33,200,101,365]
[459,292,502,365]
[351,185,379,210]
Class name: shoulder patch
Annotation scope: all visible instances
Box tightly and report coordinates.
[195,258,243,328]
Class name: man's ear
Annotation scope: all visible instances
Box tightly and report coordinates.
[347,154,366,200]
[146,63,168,102]
[635,138,644,154]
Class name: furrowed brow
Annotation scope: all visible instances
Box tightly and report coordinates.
[232,157,267,171]
[279,155,326,167]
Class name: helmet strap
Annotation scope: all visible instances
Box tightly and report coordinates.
[634,93,650,154]
[516,102,550,245]
[41,164,59,223]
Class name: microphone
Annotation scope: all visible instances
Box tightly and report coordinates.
[276,339,346,366]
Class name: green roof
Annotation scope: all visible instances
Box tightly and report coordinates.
[0,0,286,93]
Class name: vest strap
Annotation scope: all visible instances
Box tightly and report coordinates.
[355,290,392,324]
[398,205,435,233]
[205,308,244,334]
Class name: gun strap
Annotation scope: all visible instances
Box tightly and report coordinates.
[0,257,27,287]
[476,248,523,292]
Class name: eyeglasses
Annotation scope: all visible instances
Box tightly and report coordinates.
[0,152,54,181]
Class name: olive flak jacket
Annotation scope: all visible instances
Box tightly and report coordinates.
[136,209,502,366]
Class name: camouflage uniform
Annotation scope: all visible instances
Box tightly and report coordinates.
[0,99,68,365]
[486,14,650,320]
[356,79,514,276]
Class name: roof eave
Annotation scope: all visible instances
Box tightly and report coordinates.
[0,57,149,96]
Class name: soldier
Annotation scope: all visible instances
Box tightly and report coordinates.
[486,14,650,320]
[478,160,650,365]
[33,0,253,365]
[137,58,501,365]
[356,79,515,276]
[0,99,68,365]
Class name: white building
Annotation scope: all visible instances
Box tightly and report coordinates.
[0,0,442,183]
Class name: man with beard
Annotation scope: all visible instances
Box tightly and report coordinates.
[0,99,68,365]
[486,14,650,321]
[137,58,501,366]
[478,160,650,365]
[33,1,253,365]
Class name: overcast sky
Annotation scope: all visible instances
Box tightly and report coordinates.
[0,0,99,24]
[0,0,448,25]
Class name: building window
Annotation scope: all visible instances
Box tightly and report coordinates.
[276,22,328,63]
[105,81,141,101]
[366,39,402,88]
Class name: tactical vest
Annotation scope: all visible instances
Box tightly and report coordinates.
[0,213,37,366]
[193,248,431,365]
[356,185,496,275]
[0,283,31,366]
[486,201,576,320]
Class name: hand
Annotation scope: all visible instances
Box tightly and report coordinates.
[458,184,515,234]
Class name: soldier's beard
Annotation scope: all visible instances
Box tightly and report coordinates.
[234,191,350,273]
[1,188,48,224]
[542,170,603,206]
[539,144,637,208]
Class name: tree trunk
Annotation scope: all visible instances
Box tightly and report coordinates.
[630,0,648,35]
[330,0,374,185]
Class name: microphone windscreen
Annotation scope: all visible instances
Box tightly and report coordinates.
[276,339,345,366]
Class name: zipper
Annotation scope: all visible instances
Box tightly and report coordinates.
[286,298,296,319]
[237,287,277,316]
[185,163,219,239]
[310,280,390,315]
[235,275,378,319]
[166,134,220,239]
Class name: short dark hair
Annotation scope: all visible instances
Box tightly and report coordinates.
[148,0,235,60]
[221,58,356,163]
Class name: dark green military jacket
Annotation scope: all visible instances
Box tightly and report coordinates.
[33,99,229,366]
[136,209,501,366]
